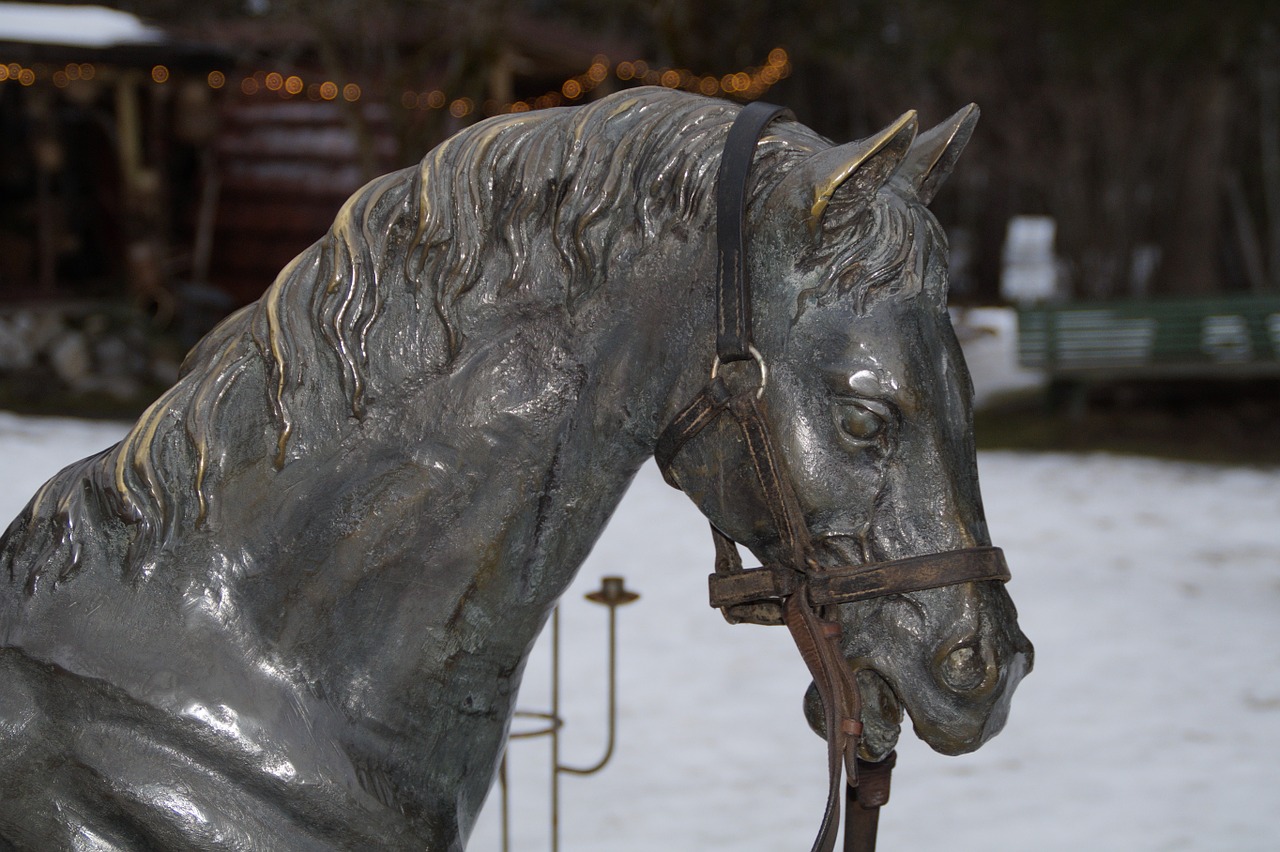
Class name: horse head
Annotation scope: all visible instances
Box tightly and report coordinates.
[662,105,1032,762]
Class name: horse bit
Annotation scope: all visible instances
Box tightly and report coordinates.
[654,102,1012,852]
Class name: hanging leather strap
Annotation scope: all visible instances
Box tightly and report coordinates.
[784,592,864,852]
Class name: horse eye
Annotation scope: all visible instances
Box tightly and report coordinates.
[837,404,884,441]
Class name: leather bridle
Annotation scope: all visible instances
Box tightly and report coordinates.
[654,102,1012,852]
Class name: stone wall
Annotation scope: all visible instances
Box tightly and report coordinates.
[0,302,182,409]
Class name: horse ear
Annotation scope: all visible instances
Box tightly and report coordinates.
[770,111,918,234]
[899,104,979,204]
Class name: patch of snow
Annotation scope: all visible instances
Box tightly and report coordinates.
[474,454,1280,850]
[954,306,1046,407]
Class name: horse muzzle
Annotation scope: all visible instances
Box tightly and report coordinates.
[805,577,1034,759]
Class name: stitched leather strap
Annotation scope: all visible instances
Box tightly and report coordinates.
[727,393,812,565]
[715,101,791,361]
[654,379,732,488]
[709,526,789,625]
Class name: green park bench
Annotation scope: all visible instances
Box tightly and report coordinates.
[1017,295,1280,409]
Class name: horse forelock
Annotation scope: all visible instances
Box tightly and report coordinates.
[793,185,949,321]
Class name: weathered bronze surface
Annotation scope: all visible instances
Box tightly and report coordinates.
[0,88,1031,849]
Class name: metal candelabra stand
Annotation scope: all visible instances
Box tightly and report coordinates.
[498,576,640,852]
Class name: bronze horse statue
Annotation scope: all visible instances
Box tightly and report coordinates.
[0,88,1031,850]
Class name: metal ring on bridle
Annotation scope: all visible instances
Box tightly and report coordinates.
[710,344,768,399]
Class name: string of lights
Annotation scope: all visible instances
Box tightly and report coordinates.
[0,48,790,116]
[0,62,40,86]
[406,47,792,118]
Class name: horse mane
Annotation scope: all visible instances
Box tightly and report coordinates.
[1,88,837,590]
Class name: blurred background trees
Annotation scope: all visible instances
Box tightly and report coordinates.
[16,0,1280,303]
[501,0,1280,303]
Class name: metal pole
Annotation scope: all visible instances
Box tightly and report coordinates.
[498,576,638,852]
[559,597,616,775]
[550,606,561,851]
[558,578,635,775]
[499,756,511,852]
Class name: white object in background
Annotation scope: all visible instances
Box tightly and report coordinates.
[0,3,165,49]
[1000,215,1059,304]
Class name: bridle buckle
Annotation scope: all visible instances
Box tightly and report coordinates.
[710,343,767,400]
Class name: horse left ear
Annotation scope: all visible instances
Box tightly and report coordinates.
[898,104,980,204]
[769,111,919,235]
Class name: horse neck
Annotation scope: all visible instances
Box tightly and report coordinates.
[0,191,725,836]
[203,226,717,687]
[573,256,722,458]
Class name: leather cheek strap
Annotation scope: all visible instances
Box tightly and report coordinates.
[715,101,793,361]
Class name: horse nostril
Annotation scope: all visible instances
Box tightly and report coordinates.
[940,644,987,693]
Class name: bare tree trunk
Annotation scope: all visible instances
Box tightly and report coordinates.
[1258,31,1280,290]
[1224,170,1268,292]
[313,19,381,182]
[1157,71,1234,296]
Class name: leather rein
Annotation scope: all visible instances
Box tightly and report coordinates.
[654,102,1012,852]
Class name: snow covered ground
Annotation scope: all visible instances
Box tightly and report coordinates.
[1,315,1277,851]
[952,306,1046,407]
[470,452,1280,852]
